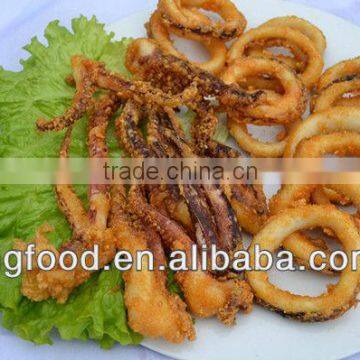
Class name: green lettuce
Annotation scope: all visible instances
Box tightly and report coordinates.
[0,16,141,347]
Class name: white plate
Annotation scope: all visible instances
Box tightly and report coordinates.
[106,1,360,360]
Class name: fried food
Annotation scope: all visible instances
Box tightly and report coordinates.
[129,185,253,324]
[295,131,360,157]
[222,183,268,235]
[312,57,360,109]
[19,95,119,302]
[158,0,247,40]
[268,184,339,273]
[312,186,351,207]
[246,44,307,74]
[228,26,324,89]
[125,38,264,115]
[147,10,227,74]
[187,105,268,236]
[109,185,195,343]
[116,99,243,255]
[269,181,360,273]
[36,55,200,132]
[25,0,360,338]
[36,55,97,132]
[247,205,360,321]
[114,99,195,235]
[284,106,360,157]
[228,121,293,158]
[317,56,360,91]
[313,80,360,113]
[222,57,307,124]
[260,16,326,55]
[155,116,243,253]
[245,16,326,78]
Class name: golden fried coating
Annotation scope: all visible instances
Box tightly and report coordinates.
[129,185,253,325]
[110,185,195,343]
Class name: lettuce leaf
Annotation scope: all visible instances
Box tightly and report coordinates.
[0,16,140,347]
[2,265,142,346]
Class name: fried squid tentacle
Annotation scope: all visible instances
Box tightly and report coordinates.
[56,126,91,238]
[109,185,195,343]
[115,100,154,158]
[128,185,253,325]
[115,100,196,242]
[88,93,119,229]
[149,108,242,254]
[190,105,268,235]
[36,56,97,132]
[125,38,264,113]
[19,95,119,303]
[37,55,199,133]
[126,39,268,235]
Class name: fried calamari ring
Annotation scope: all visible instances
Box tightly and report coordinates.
[234,74,284,93]
[269,183,360,273]
[147,11,226,74]
[228,120,294,158]
[312,80,360,112]
[228,26,324,89]
[295,131,360,157]
[260,16,327,55]
[158,0,247,39]
[317,56,360,91]
[271,126,360,265]
[335,94,360,107]
[246,44,307,74]
[312,186,351,207]
[247,16,326,75]
[247,205,360,321]
[282,108,360,237]
[222,57,307,123]
[284,107,360,157]
[295,130,360,210]
[279,231,338,275]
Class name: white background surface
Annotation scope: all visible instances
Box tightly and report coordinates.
[0,1,360,359]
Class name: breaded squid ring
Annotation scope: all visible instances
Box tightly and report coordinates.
[228,26,324,89]
[147,11,227,74]
[247,15,326,75]
[158,0,247,40]
[317,56,360,91]
[284,107,360,157]
[222,57,307,123]
[271,128,360,267]
[247,205,360,321]
[335,94,360,107]
[260,16,327,55]
[312,80,360,112]
[312,186,351,207]
[246,44,307,74]
[269,183,360,274]
[296,130,360,218]
[228,121,293,158]
[295,131,360,157]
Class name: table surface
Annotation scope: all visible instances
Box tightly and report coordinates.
[0,0,359,359]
